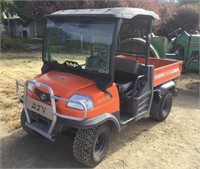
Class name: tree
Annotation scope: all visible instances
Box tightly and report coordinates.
[157,2,177,36]
[125,0,161,16]
[12,0,125,25]
[2,0,164,35]
[13,1,66,26]
[177,0,200,4]
[0,0,16,23]
[173,4,200,32]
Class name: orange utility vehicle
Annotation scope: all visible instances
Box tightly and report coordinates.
[16,8,182,167]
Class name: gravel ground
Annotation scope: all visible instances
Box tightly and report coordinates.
[0,59,199,169]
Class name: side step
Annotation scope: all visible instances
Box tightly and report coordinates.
[26,122,55,141]
[120,110,149,125]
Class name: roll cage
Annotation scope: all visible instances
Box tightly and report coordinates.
[42,8,159,90]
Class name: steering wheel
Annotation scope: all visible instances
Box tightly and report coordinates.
[86,55,107,72]
[168,28,182,39]
[63,60,82,69]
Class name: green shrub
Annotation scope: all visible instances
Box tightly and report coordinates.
[18,38,43,45]
[174,4,200,32]
[157,3,199,36]
[1,34,27,52]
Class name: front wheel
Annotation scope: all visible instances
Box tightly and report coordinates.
[73,124,111,167]
[150,90,173,121]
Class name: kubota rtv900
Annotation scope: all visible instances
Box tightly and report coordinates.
[16,8,182,167]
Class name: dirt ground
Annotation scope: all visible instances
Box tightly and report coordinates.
[0,55,200,169]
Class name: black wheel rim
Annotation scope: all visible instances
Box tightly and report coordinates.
[94,132,107,157]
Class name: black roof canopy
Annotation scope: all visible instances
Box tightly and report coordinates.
[47,7,159,20]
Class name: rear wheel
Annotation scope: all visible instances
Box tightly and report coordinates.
[73,124,111,167]
[150,90,173,121]
[21,110,38,136]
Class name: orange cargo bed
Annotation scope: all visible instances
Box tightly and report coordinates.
[117,55,182,87]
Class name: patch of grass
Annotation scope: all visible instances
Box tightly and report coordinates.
[0,57,42,131]
[17,38,43,45]
[0,52,42,59]
[1,33,42,53]
[1,36,27,52]
[0,102,18,110]
[0,90,14,97]
[0,110,21,132]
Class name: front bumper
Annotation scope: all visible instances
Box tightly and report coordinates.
[16,80,87,140]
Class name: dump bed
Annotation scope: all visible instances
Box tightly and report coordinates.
[117,55,182,87]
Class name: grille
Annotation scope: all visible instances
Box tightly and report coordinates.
[35,88,51,102]
[35,88,60,102]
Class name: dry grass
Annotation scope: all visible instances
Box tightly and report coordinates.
[0,52,42,132]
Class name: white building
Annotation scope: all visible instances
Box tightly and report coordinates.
[4,14,45,38]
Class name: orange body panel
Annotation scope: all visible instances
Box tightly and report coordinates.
[56,84,119,118]
[34,71,94,97]
[117,55,182,87]
[31,71,119,119]
[30,56,181,119]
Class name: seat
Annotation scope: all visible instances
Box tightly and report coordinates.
[115,57,139,83]
[114,57,139,97]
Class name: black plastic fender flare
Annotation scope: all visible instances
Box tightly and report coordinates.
[154,80,177,99]
[60,112,121,131]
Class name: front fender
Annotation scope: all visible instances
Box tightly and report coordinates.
[60,112,121,131]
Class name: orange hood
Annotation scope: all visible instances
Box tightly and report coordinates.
[35,71,95,98]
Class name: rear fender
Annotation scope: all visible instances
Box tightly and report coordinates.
[156,80,177,97]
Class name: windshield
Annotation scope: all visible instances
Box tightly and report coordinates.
[43,18,116,74]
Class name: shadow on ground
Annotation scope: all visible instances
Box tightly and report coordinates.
[1,130,85,168]
[1,117,159,169]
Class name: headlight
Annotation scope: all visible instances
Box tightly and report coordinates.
[67,94,94,110]
[28,80,36,92]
